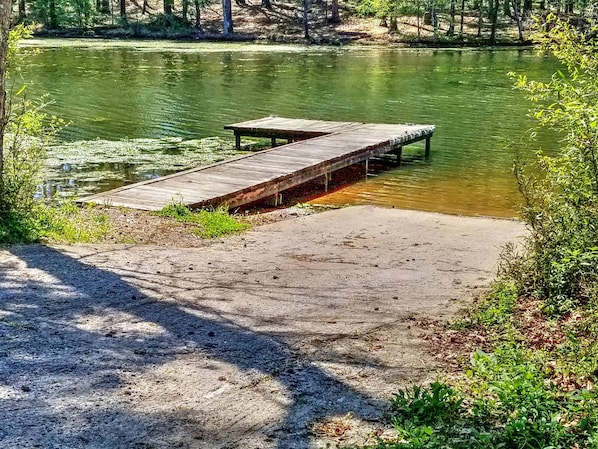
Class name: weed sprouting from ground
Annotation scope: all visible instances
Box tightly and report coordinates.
[156,203,249,238]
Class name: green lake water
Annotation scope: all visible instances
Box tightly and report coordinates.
[20,39,560,217]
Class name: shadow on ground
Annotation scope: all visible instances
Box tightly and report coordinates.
[0,244,389,448]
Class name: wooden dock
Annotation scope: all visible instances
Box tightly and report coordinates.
[79,117,435,211]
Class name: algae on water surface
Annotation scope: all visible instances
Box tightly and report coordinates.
[41,136,252,198]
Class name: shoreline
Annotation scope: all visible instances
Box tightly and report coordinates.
[29,30,535,47]
[23,33,536,50]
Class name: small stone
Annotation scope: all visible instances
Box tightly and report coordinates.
[273,275,279,280]
[374,307,379,311]
[208,331,215,337]
[21,385,31,393]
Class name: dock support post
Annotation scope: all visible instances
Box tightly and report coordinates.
[425,136,431,159]
[271,137,277,147]
[235,132,241,150]
[395,147,403,166]
[324,172,331,192]
[365,159,369,179]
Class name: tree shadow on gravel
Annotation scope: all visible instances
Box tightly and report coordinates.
[0,244,413,448]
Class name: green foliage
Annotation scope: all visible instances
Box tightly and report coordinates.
[506,16,598,314]
[29,0,101,28]
[0,26,63,244]
[156,203,250,238]
[390,382,464,430]
[348,284,598,449]
[0,201,112,244]
[34,201,111,243]
[0,209,39,243]
[469,281,518,328]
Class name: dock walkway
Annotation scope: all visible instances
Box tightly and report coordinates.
[79,117,435,211]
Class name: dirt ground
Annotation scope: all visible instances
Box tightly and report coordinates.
[0,206,524,449]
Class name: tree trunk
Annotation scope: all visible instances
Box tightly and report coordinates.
[459,0,465,35]
[417,0,421,38]
[303,0,310,40]
[0,0,9,197]
[427,0,437,28]
[194,0,201,28]
[120,0,127,19]
[523,0,531,16]
[101,0,110,14]
[477,0,483,37]
[18,0,26,20]
[49,0,58,28]
[329,0,340,23]
[164,0,173,15]
[388,16,398,31]
[512,0,523,41]
[223,0,233,35]
[447,0,455,35]
[182,0,188,21]
[489,0,499,44]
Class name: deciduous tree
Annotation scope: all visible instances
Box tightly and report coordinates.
[0,0,9,196]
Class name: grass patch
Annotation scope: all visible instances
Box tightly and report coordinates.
[0,201,111,245]
[156,203,249,238]
[35,202,111,243]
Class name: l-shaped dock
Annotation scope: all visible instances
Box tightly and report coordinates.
[79,117,435,211]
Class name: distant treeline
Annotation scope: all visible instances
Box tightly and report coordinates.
[14,0,598,43]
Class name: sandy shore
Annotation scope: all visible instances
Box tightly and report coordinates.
[0,206,524,448]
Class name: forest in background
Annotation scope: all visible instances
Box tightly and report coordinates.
[12,0,598,44]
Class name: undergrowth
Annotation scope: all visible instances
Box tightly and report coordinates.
[0,201,111,244]
[35,202,111,243]
[156,202,249,238]
[346,282,598,449]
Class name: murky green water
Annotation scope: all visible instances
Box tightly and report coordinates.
[20,40,560,217]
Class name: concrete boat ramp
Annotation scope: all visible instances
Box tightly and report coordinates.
[78,117,435,211]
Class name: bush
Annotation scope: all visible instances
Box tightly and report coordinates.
[0,26,60,244]
[507,16,598,314]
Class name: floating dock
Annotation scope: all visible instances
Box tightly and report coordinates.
[78,117,435,211]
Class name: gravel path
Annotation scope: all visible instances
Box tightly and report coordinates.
[0,206,524,449]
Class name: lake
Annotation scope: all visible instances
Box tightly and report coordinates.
[20,39,560,217]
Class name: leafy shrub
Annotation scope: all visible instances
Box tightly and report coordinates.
[504,17,598,314]
[0,26,63,244]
